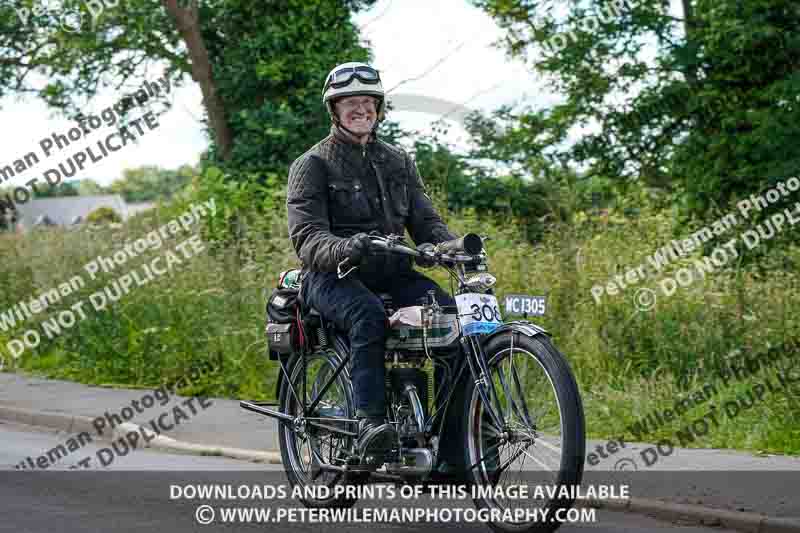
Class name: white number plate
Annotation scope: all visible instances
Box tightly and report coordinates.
[456,293,503,336]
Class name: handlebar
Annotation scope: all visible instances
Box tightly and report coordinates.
[434,233,483,255]
[337,233,486,279]
[369,233,484,263]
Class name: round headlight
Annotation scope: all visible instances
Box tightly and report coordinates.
[465,273,496,291]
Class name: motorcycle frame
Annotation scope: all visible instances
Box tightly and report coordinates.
[241,235,543,470]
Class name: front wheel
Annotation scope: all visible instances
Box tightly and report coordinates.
[463,331,585,533]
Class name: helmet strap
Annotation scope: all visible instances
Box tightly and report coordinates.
[335,119,362,139]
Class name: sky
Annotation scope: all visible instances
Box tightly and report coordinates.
[0,0,549,190]
[359,0,550,144]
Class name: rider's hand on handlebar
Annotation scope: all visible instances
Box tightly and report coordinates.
[415,242,437,268]
[342,232,372,266]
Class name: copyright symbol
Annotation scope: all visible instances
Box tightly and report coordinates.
[195,505,215,525]
[614,457,638,471]
[633,288,657,312]
[59,9,84,33]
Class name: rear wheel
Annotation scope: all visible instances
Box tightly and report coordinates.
[464,332,585,533]
[278,349,358,508]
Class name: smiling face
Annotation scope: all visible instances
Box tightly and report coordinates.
[334,95,378,139]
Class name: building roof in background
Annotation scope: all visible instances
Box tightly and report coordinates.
[15,195,129,228]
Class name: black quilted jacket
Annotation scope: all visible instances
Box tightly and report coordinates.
[287,124,456,279]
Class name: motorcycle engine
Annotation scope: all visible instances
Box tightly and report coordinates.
[388,403,434,477]
[396,405,420,443]
[386,370,435,477]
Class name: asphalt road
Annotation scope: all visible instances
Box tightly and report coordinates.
[0,421,737,533]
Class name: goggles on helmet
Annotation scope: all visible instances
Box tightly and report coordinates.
[323,66,381,92]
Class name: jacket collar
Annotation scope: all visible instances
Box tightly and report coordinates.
[330,123,378,148]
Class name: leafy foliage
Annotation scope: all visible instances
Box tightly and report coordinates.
[86,206,122,224]
[107,164,195,202]
[202,0,376,175]
[34,182,79,198]
[407,120,578,242]
[0,0,186,118]
[0,0,377,179]
[471,0,800,224]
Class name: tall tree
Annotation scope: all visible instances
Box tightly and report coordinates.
[0,0,377,175]
[472,0,800,220]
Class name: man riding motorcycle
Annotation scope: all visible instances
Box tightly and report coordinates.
[286,61,465,475]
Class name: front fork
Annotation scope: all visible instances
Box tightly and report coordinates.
[463,335,507,431]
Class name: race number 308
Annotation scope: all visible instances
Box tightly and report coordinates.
[456,293,502,336]
[471,302,501,322]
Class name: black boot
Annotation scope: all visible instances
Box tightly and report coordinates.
[355,416,396,467]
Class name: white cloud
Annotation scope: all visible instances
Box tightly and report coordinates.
[358,0,543,118]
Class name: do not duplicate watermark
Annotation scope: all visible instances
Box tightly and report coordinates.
[539,1,629,55]
[10,0,121,33]
[590,176,800,310]
[0,200,216,370]
[587,341,800,470]
[14,360,217,470]
[0,74,173,212]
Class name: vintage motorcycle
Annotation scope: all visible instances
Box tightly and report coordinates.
[242,233,585,532]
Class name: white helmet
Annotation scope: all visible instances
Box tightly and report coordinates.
[322,61,386,124]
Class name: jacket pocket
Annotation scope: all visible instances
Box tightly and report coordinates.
[387,175,409,216]
[328,180,372,221]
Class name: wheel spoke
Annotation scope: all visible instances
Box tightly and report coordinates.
[495,441,531,476]
[520,446,553,472]
[466,338,584,523]
[308,446,324,480]
[504,355,513,421]
[494,365,528,429]
[491,444,530,510]
[512,443,529,485]
[510,354,535,428]
[480,417,504,438]
[467,438,506,472]
[283,352,355,498]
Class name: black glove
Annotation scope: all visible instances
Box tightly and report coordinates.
[341,232,372,266]
[415,242,437,268]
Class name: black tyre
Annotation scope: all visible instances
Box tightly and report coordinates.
[278,348,358,508]
[464,331,585,533]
